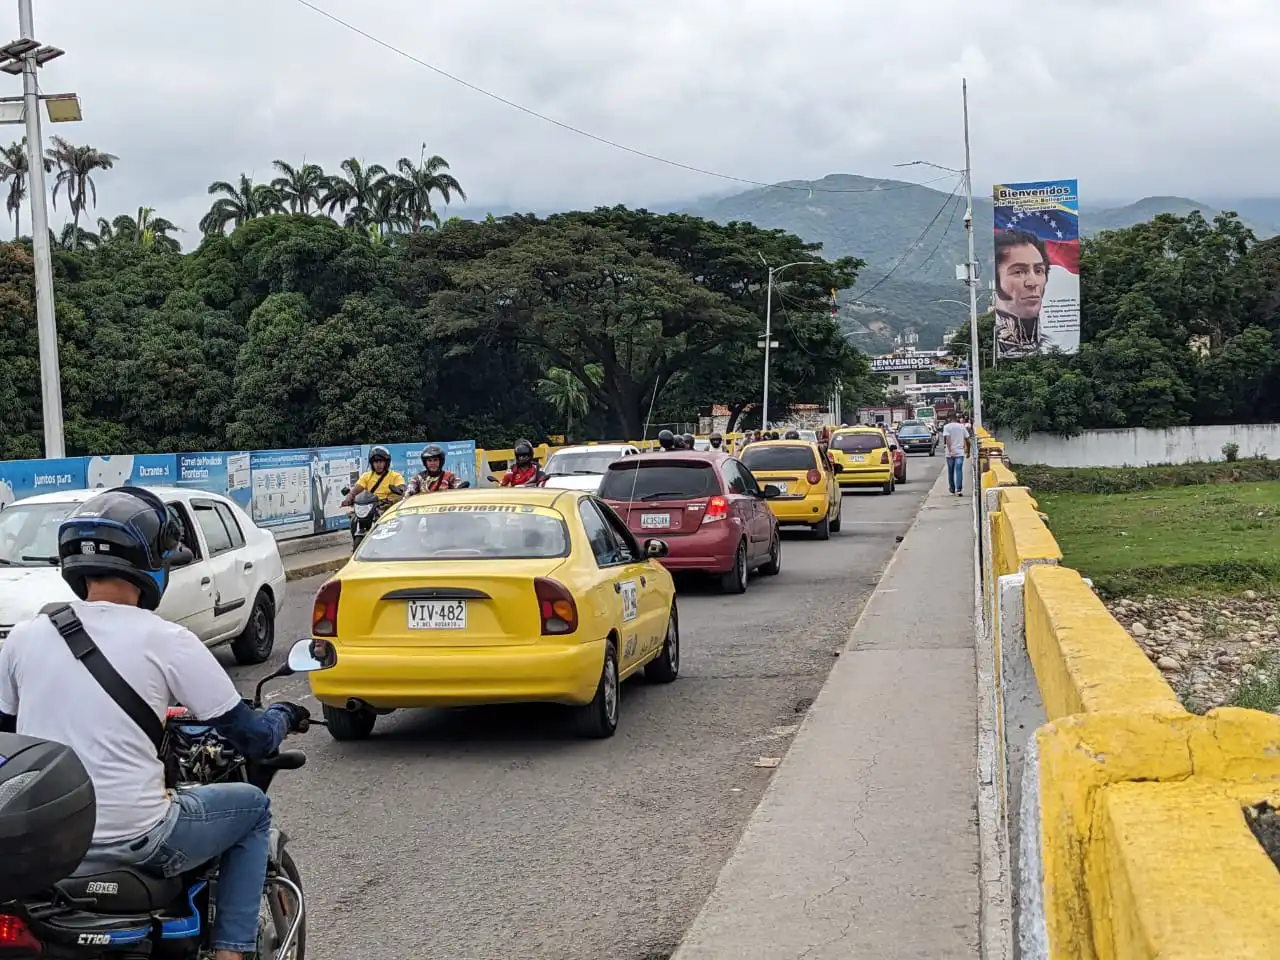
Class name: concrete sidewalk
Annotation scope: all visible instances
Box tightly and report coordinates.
[673,470,980,959]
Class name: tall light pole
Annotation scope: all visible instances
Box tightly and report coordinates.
[0,0,80,459]
[961,78,982,432]
[759,257,818,429]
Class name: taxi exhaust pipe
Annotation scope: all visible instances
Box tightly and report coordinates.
[345,698,370,712]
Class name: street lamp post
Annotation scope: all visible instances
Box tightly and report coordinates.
[759,258,819,429]
[0,0,81,459]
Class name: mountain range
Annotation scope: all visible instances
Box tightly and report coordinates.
[678,175,1280,354]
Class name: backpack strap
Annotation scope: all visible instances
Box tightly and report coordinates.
[42,602,165,752]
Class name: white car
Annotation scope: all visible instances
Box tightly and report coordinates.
[541,444,641,492]
[0,486,287,664]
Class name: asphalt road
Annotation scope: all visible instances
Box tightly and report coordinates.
[220,455,945,960]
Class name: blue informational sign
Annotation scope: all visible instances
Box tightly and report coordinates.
[176,451,252,511]
[249,449,314,539]
[85,454,179,490]
[310,446,363,532]
[366,441,477,488]
[0,457,88,508]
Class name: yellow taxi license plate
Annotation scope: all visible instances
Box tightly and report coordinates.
[408,600,467,630]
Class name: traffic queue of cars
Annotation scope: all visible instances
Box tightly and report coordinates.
[300,431,935,741]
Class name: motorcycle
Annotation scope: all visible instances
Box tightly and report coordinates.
[341,485,404,549]
[1,639,335,960]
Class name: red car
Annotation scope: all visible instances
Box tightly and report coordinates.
[599,451,782,593]
[886,432,907,484]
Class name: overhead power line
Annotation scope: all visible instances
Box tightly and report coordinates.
[850,177,964,301]
[289,0,954,196]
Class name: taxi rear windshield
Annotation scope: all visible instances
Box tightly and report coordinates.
[598,461,719,501]
[832,433,884,453]
[354,510,570,561]
[741,445,817,472]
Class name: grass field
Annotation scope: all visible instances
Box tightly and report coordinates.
[1038,481,1280,597]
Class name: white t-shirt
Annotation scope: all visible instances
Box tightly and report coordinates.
[0,601,241,844]
[942,421,969,458]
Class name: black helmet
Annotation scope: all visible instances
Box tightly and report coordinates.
[58,486,182,611]
[421,444,445,472]
[785,429,801,440]
[683,433,695,449]
[657,429,675,450]
[0,733,97,902]
[672,436,686,450]
[709,432,723,447]
[369,445,392,469]
[513,439,534,465]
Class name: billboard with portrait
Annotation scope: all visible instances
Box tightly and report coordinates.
[991,179,1080,359]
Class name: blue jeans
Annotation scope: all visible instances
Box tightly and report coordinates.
[136,783,271,953]
[947,455,965,493]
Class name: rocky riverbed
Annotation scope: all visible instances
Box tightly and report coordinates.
[1105,592,1280,712]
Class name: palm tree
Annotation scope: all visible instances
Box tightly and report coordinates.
[56,221,99,250]
[537,365,602,441]
[320,158,387,230]
[271,159,328,213]
[46,136,118,251]
[0,138,52,240]
[102,206,181,252]
[386,146,465,233]
[199,174,283,235]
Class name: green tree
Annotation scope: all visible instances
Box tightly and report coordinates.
[46,136,118,251]
[0,137,51,240]
[271,160,329,214]
[199,174,283,236]
[321,158,388,231]
[386,147,466,233]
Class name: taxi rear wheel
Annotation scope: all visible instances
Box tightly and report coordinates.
[881,479,894,495]
[323,703,377,741]
[576,639,619,738]
[830,500,843,533]
[645,605,680,683]
[813,514,831,540]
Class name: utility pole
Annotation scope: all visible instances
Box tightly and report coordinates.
[762,264,775,430]
[19,0,63,458]
[962,78,982,432]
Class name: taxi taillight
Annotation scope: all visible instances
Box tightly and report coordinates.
[535,577,578,635]
[806,469,822,485]
[880,451,890,465]
[312,579,340,637]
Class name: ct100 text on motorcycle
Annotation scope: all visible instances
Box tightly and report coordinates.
[0,485,335,960]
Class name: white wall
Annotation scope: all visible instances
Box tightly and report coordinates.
[1004,423,1280,467]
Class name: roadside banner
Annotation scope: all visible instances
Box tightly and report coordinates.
[249,449,314,539]
[311,446,362,533]
[0,457,87,508]
[991,179,1080,359]
[177,452,252,511]
[86,454,178,489]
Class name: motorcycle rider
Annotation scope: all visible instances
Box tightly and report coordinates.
[501,439,547,486]
[784,429,801,440]
[657,429,676,452]
[342,445,406,508]
[404,444,461,497]
[709,431,724,451]
[0,487,310,960]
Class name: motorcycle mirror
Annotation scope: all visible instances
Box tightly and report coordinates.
[486,475,498,483]
[340,486,351,496]
[252,660,295,708]
[287,638,330,673]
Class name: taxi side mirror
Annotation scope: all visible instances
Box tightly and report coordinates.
[831,462,844,473]
[761,484,782,499]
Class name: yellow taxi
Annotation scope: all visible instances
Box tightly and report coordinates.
[739,439,843,539]
[828,426,896,495]
[307,487,679,740]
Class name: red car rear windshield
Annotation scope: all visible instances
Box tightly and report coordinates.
[599,461,720,502]
[832,433,884,453]
[740,445,817,472]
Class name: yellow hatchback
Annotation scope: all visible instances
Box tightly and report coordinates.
[739,440,843,539]
[829,427,896,495]
[307,488,679,740]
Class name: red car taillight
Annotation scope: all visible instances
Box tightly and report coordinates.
[0,914,41,953]
[880,451,890,464]
[702,495,729,523]
[535,577,578,635]
[312,579,341,637]
[805,469,822,485]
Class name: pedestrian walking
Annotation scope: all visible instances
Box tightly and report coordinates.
[941,418,970,496]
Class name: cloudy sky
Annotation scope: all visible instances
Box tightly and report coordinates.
[21,0,1280,239]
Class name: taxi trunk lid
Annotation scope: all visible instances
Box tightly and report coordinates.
[335,559,566,647]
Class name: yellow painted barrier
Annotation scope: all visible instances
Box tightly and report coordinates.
[980,447,1280,960]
